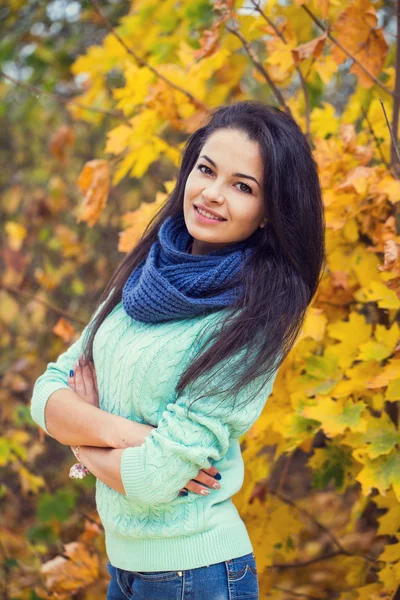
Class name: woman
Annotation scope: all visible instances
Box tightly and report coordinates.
[30,100,326,599]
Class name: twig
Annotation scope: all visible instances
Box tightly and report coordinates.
[273,586,323,600]
[380,97,400,168]
[301,5,394,98]
[391,0,400,169]
[0,284,87,326]
[249,0,311,140]
[225,24,291,115]
[269,549,343,569]
[360,105,390,169]
[1,70,126,121]
[275,452,294,496]
[87,0,209,112]
[272,488,379,565]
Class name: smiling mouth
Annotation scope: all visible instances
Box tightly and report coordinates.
[194,205,226,222]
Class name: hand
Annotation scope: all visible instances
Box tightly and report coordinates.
[67,356,99,408]
[67,356,99,468]
[178,465,221,497]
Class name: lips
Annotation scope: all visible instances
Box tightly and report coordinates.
[194,204,226,220]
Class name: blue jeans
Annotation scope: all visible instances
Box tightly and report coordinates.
[106,552,259,599]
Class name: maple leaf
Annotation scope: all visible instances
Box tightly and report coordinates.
[76,159,110,227]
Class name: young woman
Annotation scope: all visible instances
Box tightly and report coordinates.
[30,100,326,599]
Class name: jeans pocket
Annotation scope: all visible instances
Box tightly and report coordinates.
[132,570,182,582]
[225,552,259,599]
[116,568,134,599]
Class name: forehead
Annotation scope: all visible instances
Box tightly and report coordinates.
[200,129,263,177]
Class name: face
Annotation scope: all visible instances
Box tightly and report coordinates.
[183,128,267,255]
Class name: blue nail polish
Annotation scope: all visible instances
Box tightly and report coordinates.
[214,473,222,480]
[179,491,188,496]
[69,370,74,377]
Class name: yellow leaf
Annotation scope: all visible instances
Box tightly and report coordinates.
[310,102,339,139]
[5,221,27,251]
[355,450,400,500]
[301,308,327,342]
[354,279,400,310]
[17,465,45,495]
[105,124,134,156]
[355,582,389,600]
[302,397,367,437]
[375,490,400,536]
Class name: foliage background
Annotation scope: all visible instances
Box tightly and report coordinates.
[1,0,400,598]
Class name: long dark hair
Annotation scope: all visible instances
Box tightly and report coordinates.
[81,100,326,414]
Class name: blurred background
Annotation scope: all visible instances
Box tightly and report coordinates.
[1,0,400,598]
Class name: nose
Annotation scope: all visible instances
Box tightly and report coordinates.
[201,182,225,203]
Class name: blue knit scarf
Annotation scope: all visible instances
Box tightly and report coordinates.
[121,212,260,323]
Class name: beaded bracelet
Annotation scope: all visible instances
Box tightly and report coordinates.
[69,445,90,479]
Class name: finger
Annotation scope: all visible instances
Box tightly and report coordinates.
[183,479,213,496]
[80,362,97,396]
[201,465,221,479]
[74,362,87,397]
[193,470,221,491]
[87,361,99,395]
[67,370,76,391]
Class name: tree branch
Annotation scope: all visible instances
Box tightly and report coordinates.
[273,585,324,599]
[380,97,400,169]
[0,284,87,326]
[87,0,209,112]
[271,488,380,565]
[225,23,291,115]
[249,0,311,140]
[1,70,126,121]
[301,5,394,98]
[391,0,400,169]
[360,105,390,170]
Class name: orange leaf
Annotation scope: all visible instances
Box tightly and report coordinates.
[41,541,99,595]
[49,125,75,162]
[53,318,75,343]
[292,33,327,64]
[77,159,110,227]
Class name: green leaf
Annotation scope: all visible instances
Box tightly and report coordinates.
[36,488,78,523]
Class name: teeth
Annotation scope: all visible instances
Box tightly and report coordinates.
[196,206,224,220]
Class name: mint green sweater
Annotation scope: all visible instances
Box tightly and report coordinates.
[30,299,279,571]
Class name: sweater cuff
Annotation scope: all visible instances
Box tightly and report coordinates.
[120,445,163,506]
[30,382,71,438]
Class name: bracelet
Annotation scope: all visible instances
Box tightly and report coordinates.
[69,445,90,479]
[69,463,90,479]
[71,445,81,461]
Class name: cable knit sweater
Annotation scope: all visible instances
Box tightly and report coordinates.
[30,299,280,572]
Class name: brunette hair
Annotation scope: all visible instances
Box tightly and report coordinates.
[80,100,326,413]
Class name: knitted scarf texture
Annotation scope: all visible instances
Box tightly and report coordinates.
[122,212,260,323]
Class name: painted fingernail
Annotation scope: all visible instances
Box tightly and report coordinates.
[69,370,74,377]
[212,482,220,489]
[178,491,188,496]
[201,489,210,495]
[214,473,222,480]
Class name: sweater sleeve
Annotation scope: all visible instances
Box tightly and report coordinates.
[30,295,110,438]
[120,347,281,506]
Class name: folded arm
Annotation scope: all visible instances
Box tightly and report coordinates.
[118,352,280,506]
[30,293,151,449]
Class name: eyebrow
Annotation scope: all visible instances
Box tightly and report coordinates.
[198,155,260,188]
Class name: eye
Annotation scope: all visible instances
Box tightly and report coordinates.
[236,182,253,194]
[196,164,253,194]
[197,164,213,176]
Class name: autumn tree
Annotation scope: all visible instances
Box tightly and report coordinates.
[1,0,400,598]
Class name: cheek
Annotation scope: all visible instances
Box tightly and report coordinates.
[230,200,263,224]
[184,176,203,201]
